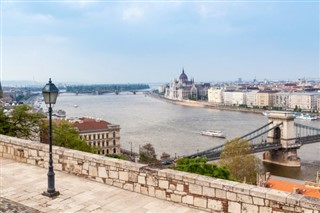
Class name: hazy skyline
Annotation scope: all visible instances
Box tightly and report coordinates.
[1,1,319,84]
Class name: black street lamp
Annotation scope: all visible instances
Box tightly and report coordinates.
[42,78,59,197]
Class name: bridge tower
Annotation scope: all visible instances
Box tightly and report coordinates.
[263,111,301,167]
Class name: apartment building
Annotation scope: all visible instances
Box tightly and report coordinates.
[245,90,258,107]
[256,91,276,107]
[232,91,246,105]
[288,93,318,111]
[272,92,290,109]
[208,87,224,103]
[71,117,121,155]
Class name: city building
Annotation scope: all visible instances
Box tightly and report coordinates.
[165,69,211,101]
[208,87,224,103]
[245,90,258,107]
[272,92,290,110]
[71,117,121,155]
[256,91,276,107]
[288,93,318,111]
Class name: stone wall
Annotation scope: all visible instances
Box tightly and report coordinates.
[1,135,319,213]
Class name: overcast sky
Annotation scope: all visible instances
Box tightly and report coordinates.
[1,1,319,84]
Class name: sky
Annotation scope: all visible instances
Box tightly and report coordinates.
[0,0,319,84]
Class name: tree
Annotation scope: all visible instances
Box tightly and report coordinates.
[47,120,94,153]
[175,157,231,180]
[6,104,45,140]
[139,143,158,164]
[0,109,11,135]
[219,138,262,184]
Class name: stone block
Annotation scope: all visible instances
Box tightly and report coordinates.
[207,199,223,211]
[146,175,158,186]
[141,186,148,195]
[194,197,207,208]
[259,206,272,213]
[233,183,255,195]
[169,184,176,190]
[250,186,270,198]
[134,183,141,193]
[210,179,237,190]
[189,183,202,195]
[237,194,253,204]
[98,167,107,178]
[300,196,320,210]
[83,162,89,170]
[109,170,118,179]
[128,172,138,182]
[176,183,184,192]
[182,195,194,205]
[227,192,237,201]
[123,183,133,191]
[300,209,313,213]
[252,197,264,206]
[202,186,215,198]
[119,171,128,181]
[159,180,169,189]
[266,189,289,203]
[171,194,182,203]
[195,176,211,187]
[88,165,98,177]
[242,203,258,213]
[215,189,227,199]
[138,175,145,185]
[29,149,38,157]
[182,173,199,184]
[155,189,166,200]
[286,193,303,206]
[148,186,155,197]
[55,164,62,171]
[113,181,123,188]
[228,201,241,213]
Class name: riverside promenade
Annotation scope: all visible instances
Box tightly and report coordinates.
[0,158,207,213]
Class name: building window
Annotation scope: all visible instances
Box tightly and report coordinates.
[113,140,116,146]
[113,148,116,154]
[107,149,109,154]
[113,132,116,138]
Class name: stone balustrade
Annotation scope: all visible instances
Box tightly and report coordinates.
[1,134,319,213]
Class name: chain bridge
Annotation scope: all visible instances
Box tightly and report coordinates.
[187,111,320,167]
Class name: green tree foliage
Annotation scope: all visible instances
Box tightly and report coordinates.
[0,109,11,135]
[48,120,94,153]
[2,104,45,140]
[219,138,262,184]
[175,158,231,180]
[139,143,158,164]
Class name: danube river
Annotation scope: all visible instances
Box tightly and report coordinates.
[53,92,320,181]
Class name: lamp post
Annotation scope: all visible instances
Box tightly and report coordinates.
[42,78,59,197]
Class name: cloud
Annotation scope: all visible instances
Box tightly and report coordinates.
[122,7,144,23]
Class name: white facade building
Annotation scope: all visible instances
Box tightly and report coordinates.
[208,87,224,103]
[288,93,318,111]
[245,91,258,107]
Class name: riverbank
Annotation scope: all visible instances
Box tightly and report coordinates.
[146,92,265,115]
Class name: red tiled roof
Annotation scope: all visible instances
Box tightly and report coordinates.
[268,179,320,198]
[73,117,110,131]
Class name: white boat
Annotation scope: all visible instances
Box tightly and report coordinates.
[296,113,317,121]
[200,130,225,138]
[262,111,269,116]
[74,105,79,108]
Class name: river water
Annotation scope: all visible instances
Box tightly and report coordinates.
[52,92,320,181]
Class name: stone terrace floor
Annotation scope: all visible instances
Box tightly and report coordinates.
[0,158,208,213]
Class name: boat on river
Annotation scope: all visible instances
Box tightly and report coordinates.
[296,113,317,121]
[200,130,225,138]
